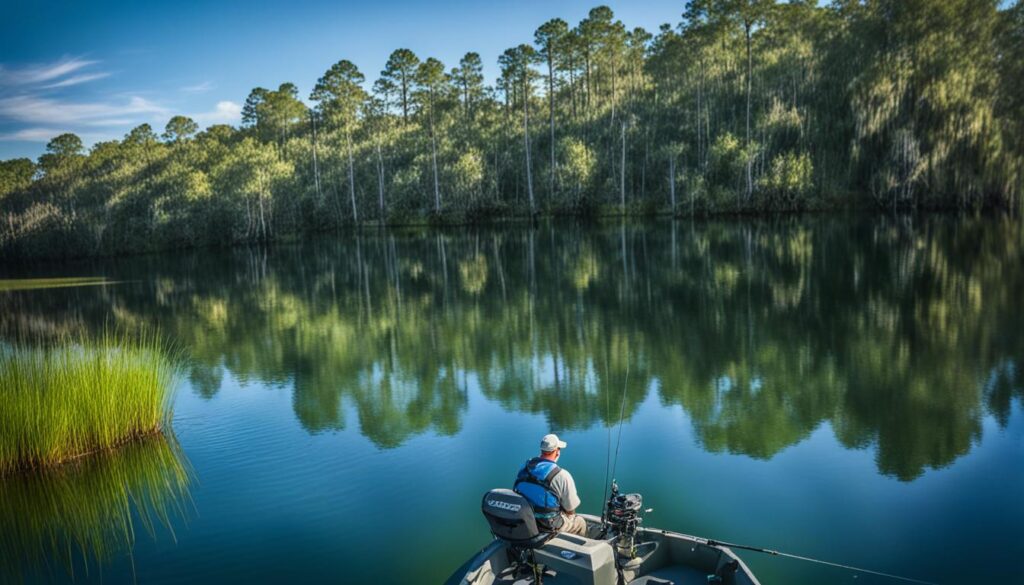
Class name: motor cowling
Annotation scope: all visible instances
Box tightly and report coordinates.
[604,481,645,558]
[481,488,546,546]
[606,492,643,527]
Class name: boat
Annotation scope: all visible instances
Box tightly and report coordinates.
[446,481,760,585]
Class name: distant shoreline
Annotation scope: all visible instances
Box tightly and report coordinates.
[1,205,1017,265]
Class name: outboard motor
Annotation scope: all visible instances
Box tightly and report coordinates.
[604,480,645,559]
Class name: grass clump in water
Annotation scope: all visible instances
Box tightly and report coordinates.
[0,331,180,474]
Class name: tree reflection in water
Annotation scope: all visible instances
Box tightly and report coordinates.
[1,217,1021,481]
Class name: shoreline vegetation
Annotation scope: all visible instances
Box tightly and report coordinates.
[0,331,180,475]
[0,277,114,291]
[1,1,1022,261]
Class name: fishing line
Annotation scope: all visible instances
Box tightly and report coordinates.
[600,357,612,518]
[609,360,630,483]
[685,534,939,585]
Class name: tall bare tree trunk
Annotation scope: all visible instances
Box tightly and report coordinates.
[331,178,343,227]
[610,64,617,123]
[697,58,704,170]
[439,234,449,305]
[547,50,556,201]
[620,221,628,281]
[430,94,441,213]
[432,132,441,212]
[745,25,753,200]
[376,141,386,220]
[620,121,627,211]
[642,131,648,200]
[245,196,252,238]
[401,73,409,124]
[584,52,592,115]
[258,194,267,240]
[347,132,358,223]
[568,53,577,119]
[311,112,322,204]
[523,79,535,215]
[669,156,676,210]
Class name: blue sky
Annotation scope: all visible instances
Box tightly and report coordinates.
[0,0,682,161]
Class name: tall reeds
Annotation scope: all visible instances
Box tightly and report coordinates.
[0,331,180,474]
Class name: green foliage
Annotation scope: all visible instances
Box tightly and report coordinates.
[310,59,366,130]
[381,48,421,122]
[758,151,813,209]
[449,147,486,211]
[451,52,485,119]
[242,84,307,143]
[1,2,1022,259]
[0,158,35,198]
[996,1,1024,213]
[43,133,84,158]
[214,137,294,240]
[708,132,746,196]
[163,116,199,142]
[557,137,596,209]
[36,133,84,178]
[0,331,181,474]
[125,123,159,146]
[847,0,1008,208]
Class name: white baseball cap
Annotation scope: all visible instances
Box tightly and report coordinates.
[540,433,567,452]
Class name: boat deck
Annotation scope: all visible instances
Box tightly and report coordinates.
[490,565,709,584]
[640,565,708,583]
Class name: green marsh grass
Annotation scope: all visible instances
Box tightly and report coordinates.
[0,436,191,581]
[0,277,112,292]
[0,331,181,474]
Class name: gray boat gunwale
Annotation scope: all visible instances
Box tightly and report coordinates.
[447,513,762,585]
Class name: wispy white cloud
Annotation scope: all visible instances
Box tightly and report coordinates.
[42,72,112,89]
[0,57,102,87]
[0,95,169,125]
[81,118,137,127]
[0,57,242,156]
[192,100,241,125]
[181,81,213,93]
[0,127,113,143]
[0,128,61,142]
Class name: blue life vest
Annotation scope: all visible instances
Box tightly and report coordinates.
[514,457,565,532]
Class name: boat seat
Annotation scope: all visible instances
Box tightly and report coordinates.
[482,488,554,549]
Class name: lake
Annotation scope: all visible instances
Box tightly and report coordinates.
[1,216,1022,584]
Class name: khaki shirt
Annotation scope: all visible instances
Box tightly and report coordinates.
[550,468,582,513]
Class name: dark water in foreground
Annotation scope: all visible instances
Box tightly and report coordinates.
[1,217,1022,584]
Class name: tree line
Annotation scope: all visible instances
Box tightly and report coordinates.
[1,0,1022,259]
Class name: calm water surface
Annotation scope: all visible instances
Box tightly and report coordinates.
[1,217,1022,584]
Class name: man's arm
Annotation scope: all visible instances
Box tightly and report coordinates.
[557,472,582,514]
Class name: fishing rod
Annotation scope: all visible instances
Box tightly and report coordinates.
[682,533,940,585]
[601,358,629,522]
[610,361,629,483]
[601,360,611,521]
[598,358,630,506]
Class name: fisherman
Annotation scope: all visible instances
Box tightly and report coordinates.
[513,433,587,536]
